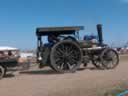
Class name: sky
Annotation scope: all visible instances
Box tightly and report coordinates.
[0,0,128,49]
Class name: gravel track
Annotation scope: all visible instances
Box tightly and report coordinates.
[0,55,128,96]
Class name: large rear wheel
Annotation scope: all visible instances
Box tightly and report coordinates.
[50,40,82,73]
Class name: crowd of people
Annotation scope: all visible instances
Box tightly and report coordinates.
[0,51,15,59]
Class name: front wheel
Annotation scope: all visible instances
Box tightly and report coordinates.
[0,65,5,79]
[92,60,105,69]
[100,48,119,69]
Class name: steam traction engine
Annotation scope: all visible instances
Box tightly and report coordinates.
[36,24,119,73]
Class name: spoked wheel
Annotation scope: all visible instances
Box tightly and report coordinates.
[50,40,82,73]
[0,65,5,80]
[100,48,119,69]
[91,55,105,69]
[92,59,105,69]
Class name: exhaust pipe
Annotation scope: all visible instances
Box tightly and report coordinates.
[97,24,103,45]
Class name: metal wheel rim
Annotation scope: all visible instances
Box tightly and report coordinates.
[101,49,119,69]
[51,41,82,73]
[0,66,4,79]
[92,60,105,69]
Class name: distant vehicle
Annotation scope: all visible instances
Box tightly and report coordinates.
[36,24,119,73]
[0,46,19,79]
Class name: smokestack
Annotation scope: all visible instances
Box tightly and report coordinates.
[97,24,103,45]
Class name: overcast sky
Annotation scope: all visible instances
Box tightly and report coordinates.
[0,0,128,49]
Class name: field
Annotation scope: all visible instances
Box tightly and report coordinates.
[0,55,128,96]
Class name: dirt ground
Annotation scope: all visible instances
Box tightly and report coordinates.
[0,55,128,96]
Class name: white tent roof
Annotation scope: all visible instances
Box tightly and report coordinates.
[0,46,19,51]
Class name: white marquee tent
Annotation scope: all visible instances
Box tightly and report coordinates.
[0,46,19,51]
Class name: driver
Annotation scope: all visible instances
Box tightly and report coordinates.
[39,34,59,68]
[45,34,59,48]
